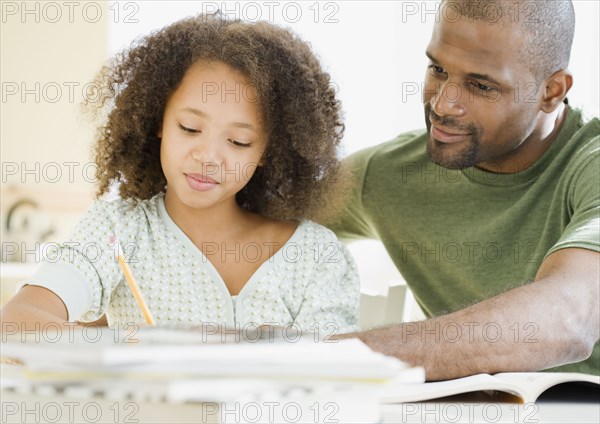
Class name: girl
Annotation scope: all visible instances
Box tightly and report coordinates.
[1,14,359,333]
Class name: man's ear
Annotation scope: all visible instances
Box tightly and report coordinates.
[541,69,573,113]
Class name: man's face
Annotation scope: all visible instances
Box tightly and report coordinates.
[423,16,546,172]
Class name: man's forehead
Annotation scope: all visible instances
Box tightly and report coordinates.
[427,16,528,83]
[431,15,524,57]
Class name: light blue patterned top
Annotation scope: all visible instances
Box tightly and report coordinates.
[24,194,360,334]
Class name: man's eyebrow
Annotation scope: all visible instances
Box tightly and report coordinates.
[465,72,502,86]
[426,51,503,86]
[425,51,437,63]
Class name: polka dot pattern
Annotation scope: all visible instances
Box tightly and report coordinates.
[36,195,360,333]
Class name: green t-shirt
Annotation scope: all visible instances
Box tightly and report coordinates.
[334,107,599,374]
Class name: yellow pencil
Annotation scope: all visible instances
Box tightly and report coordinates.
[110,236,156,326]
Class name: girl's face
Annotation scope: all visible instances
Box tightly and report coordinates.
[160,60,267,214]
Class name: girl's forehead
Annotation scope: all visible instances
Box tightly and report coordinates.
[166,60,265,133]
[183,60,250,83]
[175,60,258,102]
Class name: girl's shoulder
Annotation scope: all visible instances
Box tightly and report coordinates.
[293,219,343,244]
[86,193,163,219]
[77,194,164,238]
[281,220,354,262]
[291,220,358,272]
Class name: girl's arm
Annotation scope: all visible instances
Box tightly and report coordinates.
[1,285,69,332]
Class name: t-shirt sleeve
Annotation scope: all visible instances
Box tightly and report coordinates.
[291,226,361,335]
[21,199,136,322]
[547,136,600,255]
[329,148,378,242]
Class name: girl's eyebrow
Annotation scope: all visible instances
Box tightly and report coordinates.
[180,106,209,118]
[179,107,258,132]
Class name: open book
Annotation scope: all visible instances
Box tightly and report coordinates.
[380,372,600,403]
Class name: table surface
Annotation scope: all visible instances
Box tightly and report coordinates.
[2,362,598,424]
[381,385,600,424]
[2,389,598,424]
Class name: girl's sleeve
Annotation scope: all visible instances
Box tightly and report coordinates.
[291,224,361,335]
[21,200,132,322]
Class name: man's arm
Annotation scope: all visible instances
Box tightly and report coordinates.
[348,247,599,380]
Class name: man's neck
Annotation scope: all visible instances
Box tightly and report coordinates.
[476,103,568,174]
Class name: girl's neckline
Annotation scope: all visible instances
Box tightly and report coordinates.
[156,194,307,299]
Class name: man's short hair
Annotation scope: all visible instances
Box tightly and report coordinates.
[441,0,575,82]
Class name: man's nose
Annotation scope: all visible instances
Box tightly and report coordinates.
[430,81,466,118]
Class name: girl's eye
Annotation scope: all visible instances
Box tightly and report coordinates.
[229,139,251,148]
[178,124,200,134]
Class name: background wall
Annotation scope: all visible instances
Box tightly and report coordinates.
[1,1,598,306]
[1,0,109,302]
[1,1,109,241]
[104,0,600,297]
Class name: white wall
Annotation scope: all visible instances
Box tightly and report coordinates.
[108,0,600,154]
[1,1,109,244]
[107,0,598,296]
[0,1,109,301]
[1,2,596,300]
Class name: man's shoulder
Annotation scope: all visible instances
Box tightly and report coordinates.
[345,130,428,169]
[559,110,599,173]
[563,108,599,145]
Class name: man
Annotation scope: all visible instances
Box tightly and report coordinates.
[333,0,599,380]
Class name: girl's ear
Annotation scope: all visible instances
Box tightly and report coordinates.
[258,153,266,167]
[157,128,162,138]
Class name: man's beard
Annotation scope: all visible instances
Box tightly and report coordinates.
[424,104,481,170]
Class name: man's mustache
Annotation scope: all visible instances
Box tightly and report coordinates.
[425,105,475,135]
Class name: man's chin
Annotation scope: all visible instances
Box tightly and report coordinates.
[429,155,471,170]
[426,137,477,170]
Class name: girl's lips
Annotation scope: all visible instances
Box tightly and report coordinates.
[431,125,470,144]
[185,173,217,184]
[185,173,218,192]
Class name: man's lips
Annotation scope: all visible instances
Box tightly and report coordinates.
[430,124,470,144]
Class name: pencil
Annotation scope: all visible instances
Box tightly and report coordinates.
[109,236,156,326]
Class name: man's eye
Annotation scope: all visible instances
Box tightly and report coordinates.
[178,124,200,134]
[429,65,445,74]
[475,82,494,92]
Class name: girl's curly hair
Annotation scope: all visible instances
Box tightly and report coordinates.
[87,13,350,223]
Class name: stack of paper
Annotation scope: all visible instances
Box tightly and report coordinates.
[1,326,424,423]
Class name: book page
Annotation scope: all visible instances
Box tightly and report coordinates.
[379,374,525,403]
[494,372,600,402]
[380,372,600,404]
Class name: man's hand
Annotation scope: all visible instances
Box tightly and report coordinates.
[343,248,599,380]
